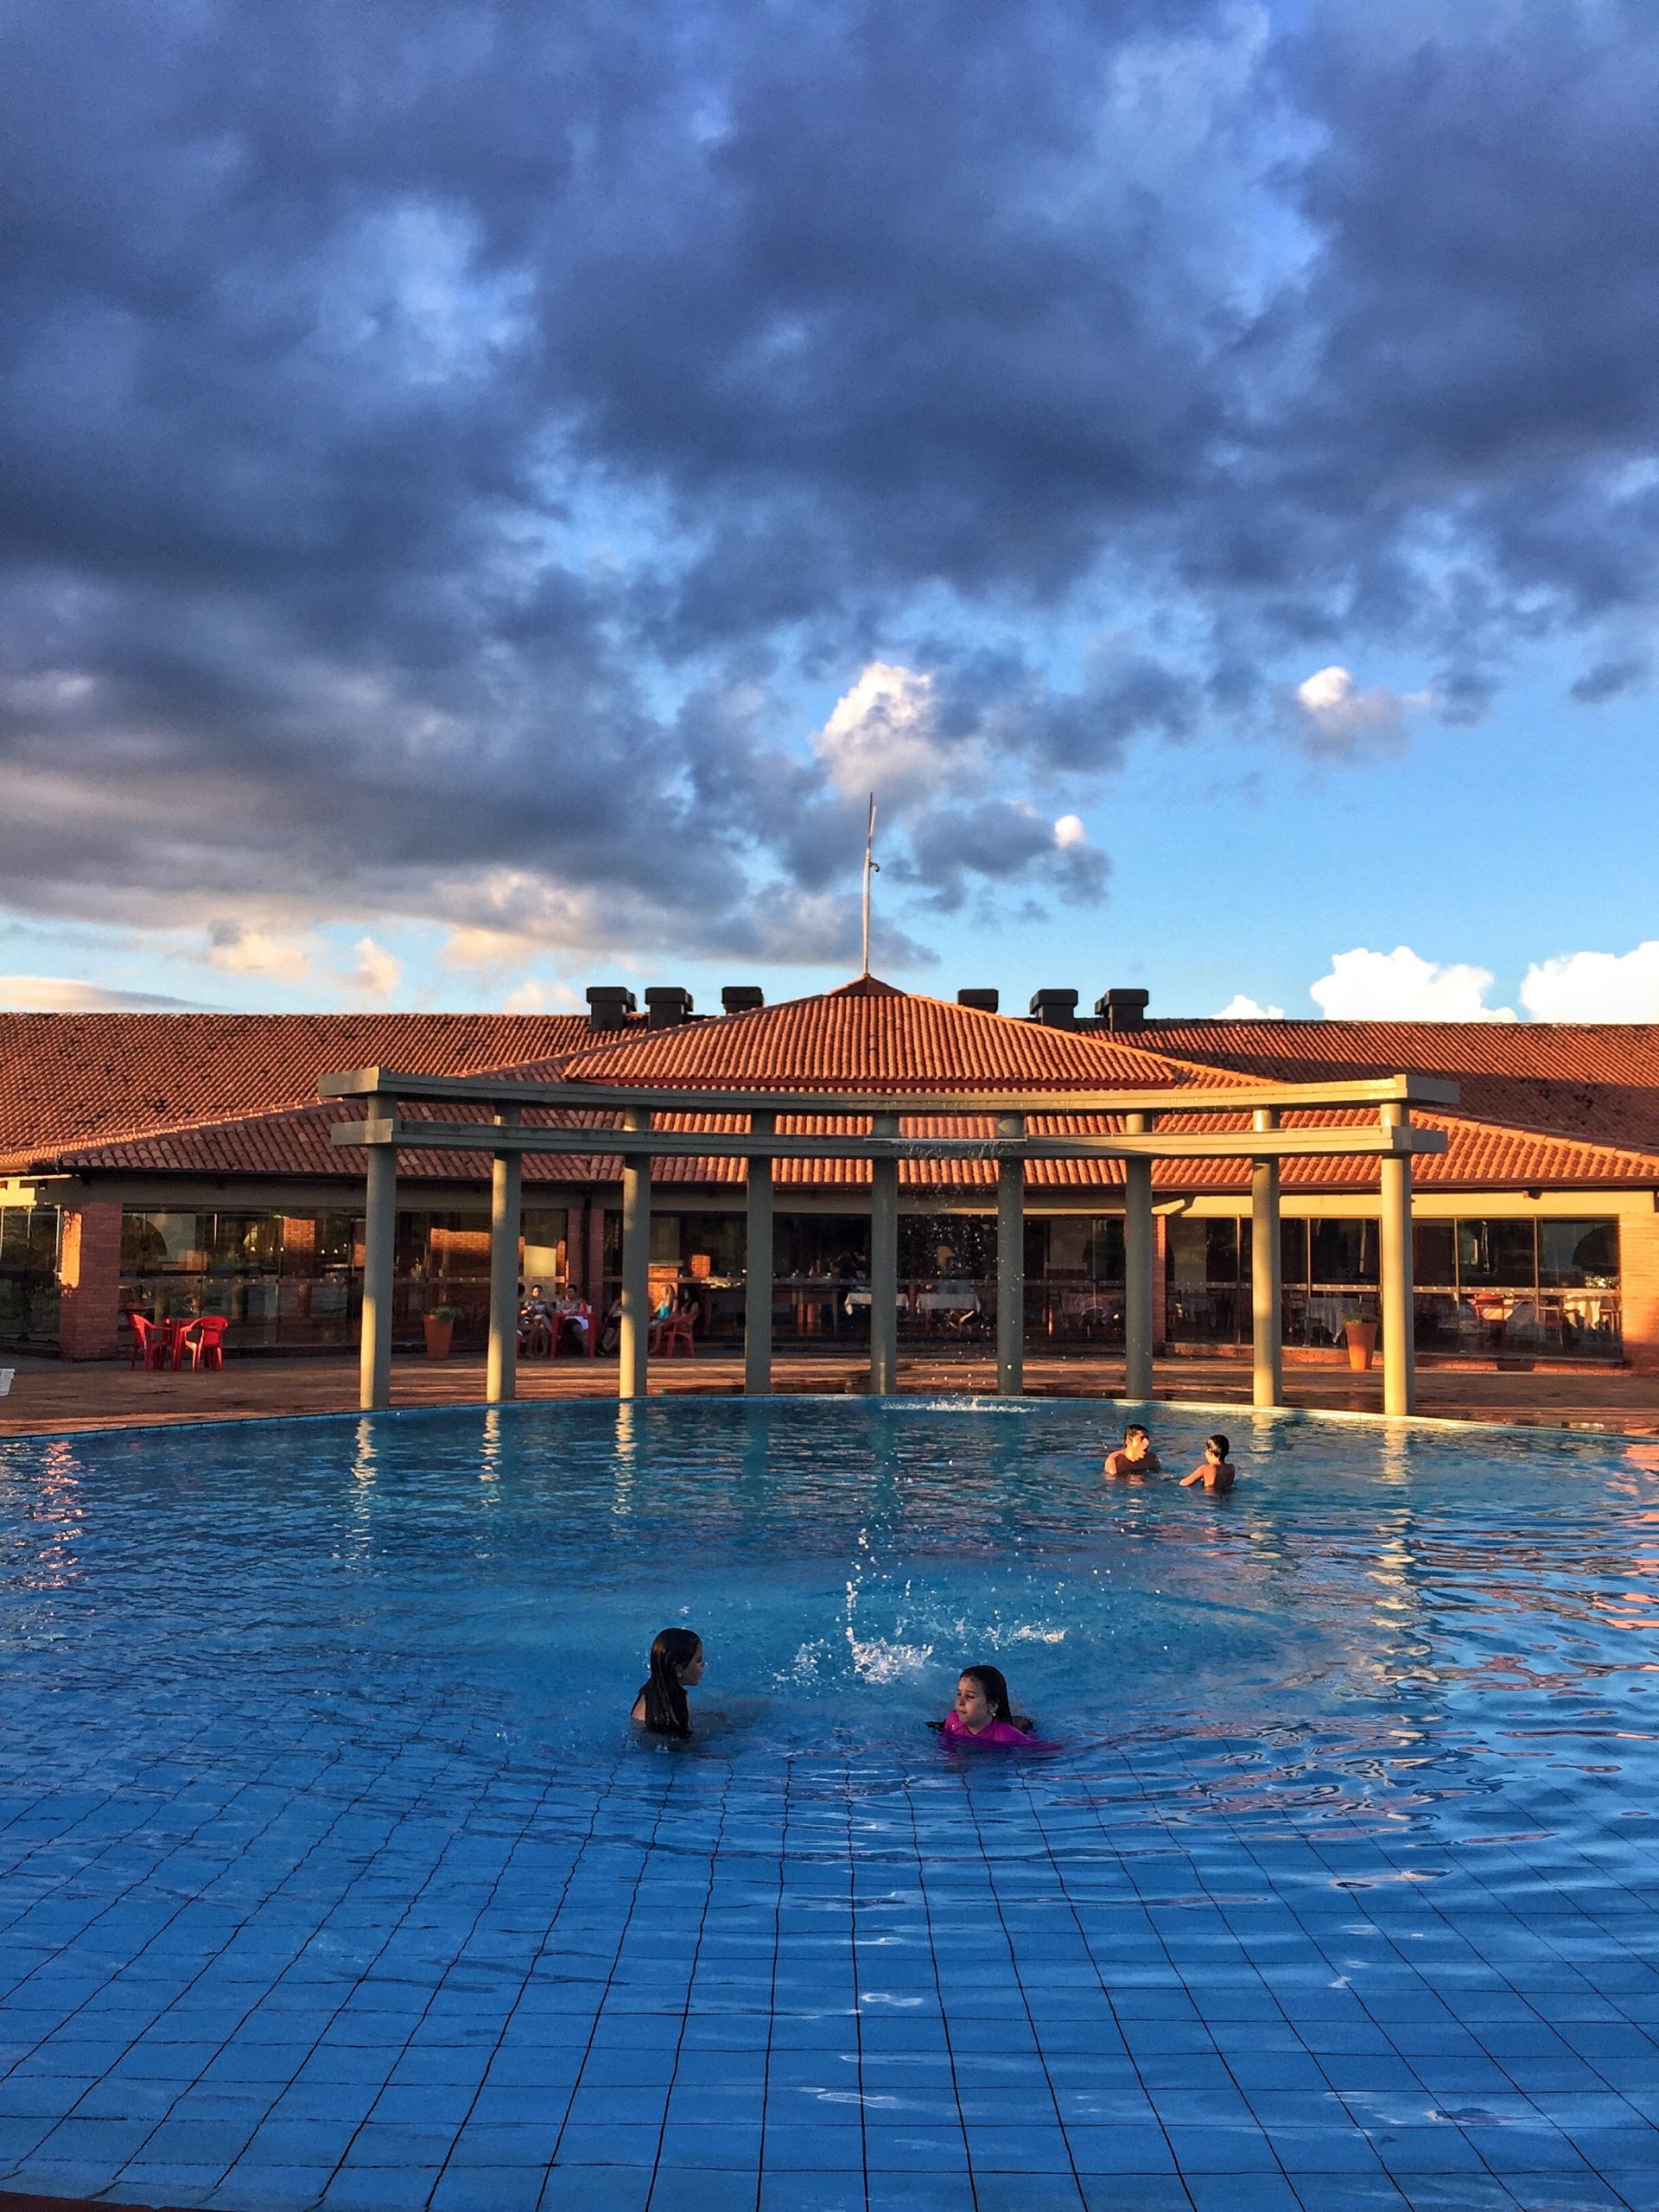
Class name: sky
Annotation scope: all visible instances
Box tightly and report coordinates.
[2,0,1657,1027]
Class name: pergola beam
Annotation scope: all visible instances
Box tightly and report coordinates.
[319,1066,1459,1116]
[331,1118,1448,1163]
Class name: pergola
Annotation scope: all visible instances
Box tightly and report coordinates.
[322,1061,1455,1416]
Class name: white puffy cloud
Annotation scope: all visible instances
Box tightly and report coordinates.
[1310,946,1516,1021]
[1290,666,1427,759]
[341,936,402,1001]
[1520,941,1659,1020]
[0,974,206,1010]
[1216,993,1286,1020]
[816,663,957,808]
[204,926,315,982]
[501,977,582,1015]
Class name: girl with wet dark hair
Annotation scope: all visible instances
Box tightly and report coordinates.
[936,1663,1043,1747]
[632,1627,705,1736]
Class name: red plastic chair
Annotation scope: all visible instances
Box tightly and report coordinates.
[127,1313,166,1371]
[179,1315,229,1371]
[659,1305,698,1359]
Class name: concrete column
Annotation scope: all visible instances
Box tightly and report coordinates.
[1122,1113,1154,1402]
[995,1115,1025,1395]
[745,1112,775,1395]
[869,1111,899,1394]
[1251,1108,1284,1410]
[1380,1103,1415,1417]
[619,1107,651,1401]
[486,1106,523,1405]
[55,1198,124,1361]
[359,1099,397,1412]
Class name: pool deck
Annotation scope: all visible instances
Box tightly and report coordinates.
[0,1348,1653,1440]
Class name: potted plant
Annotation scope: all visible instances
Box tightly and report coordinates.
[1342,1311,1378,1370]
[423,1305,462,1361]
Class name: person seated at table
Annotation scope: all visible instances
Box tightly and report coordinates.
[1181,1433,1236,1494]
[518,1283,552,1357]
[1103,1422,1161,1478]
[553,1286,590,1353]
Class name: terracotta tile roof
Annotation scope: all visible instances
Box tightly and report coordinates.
[41,1099,1659,1196]
[1150,1018,1659,1155]
[8,992,1657,1197]
[555,976,1241,1093]
[0,1011,598,1173]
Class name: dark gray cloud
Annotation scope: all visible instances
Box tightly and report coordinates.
[0,0,1656,968]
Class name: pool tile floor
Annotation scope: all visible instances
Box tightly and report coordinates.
[3,1737,1659,2211]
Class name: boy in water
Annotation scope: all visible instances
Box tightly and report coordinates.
[1103,1422,1161,1478]
[1181,1433,1236,1493]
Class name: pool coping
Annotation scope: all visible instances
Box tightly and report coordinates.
[4,1390,1655,1451]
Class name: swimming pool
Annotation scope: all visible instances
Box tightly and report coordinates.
[2,1399,1657,2212]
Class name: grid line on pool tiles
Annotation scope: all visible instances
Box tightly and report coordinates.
[3,1742,1659,2209]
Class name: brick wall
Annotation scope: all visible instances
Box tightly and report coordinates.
[57,1200,124,1361]
[1622,1203,1659,1374]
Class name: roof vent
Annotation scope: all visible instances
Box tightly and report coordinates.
[585,985,637,1033]
[645,986,694,1030]
[1096,987,1150,1033]
[721,985,765,1014]
[1028,988,1078,1027]
[957,988,999,1013]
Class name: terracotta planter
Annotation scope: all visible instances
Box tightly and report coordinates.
[423,1315,455,1361]
[1344,1320,1377,1371]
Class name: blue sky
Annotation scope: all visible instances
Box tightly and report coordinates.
[2,0,1656,1027]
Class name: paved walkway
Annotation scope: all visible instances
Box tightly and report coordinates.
[1,1348,1653,1438]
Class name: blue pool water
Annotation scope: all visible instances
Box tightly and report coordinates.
[2,1398,1658,2212]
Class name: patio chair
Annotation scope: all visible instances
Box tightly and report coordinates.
[127,1313,166,1371]
[179,1315,229,1371]
[658,1304,698,1359]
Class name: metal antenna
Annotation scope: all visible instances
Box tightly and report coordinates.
[861,792,879,975]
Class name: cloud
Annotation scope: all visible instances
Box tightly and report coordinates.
[0,974,207,1011]
[1310,946,1516,1022]
[1520,940,1659,1021]
[204,926,315,982]
[2,0,1658,975]
[341,937,402,1001]
[1216,993,1286,1020]
[1288,667,1428,759]
[500,976,582,1015]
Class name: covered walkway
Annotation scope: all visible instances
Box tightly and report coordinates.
[321,979,1455,1421]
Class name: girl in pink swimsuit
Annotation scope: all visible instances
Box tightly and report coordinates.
[936,1664,1043,1747]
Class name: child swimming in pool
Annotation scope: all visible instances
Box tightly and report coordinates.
[1181,1433,1236,1493]
[1103,1421,1161,1478]
[936,1664,1040,1747]
[632,1626,704,1737]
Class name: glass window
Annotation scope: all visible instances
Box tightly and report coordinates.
[1310,1218,1377,1283]
[1039,1217,1123,1282]
[1538,1218,1618,1287]
[1457,1218,1536,1287]
[1280,1217,1308,1286]
[1414,1221,1456,1286]
[122,1211,211,1269]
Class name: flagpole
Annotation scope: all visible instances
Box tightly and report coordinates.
[861,793,878,975]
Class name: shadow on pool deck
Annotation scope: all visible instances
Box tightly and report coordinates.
[1,1345,1654,1439]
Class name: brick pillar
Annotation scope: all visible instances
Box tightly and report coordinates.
[1622,1205,1659,1374]
[584,1200,607,1313]
[58,1200,124,1360]
[1152,1211,1168,1356]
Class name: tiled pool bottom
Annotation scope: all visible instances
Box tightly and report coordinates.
[2,1402,1658,2212]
